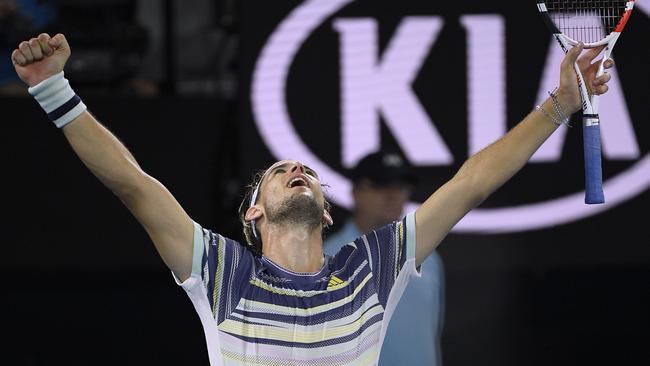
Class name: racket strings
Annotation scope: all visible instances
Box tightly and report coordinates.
[546,0,627,42]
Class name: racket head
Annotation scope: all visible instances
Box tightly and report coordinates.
[537,1,635,48]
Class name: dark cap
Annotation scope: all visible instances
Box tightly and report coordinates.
[350,151,416,187]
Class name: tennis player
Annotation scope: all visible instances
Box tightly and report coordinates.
[12,33,613,365]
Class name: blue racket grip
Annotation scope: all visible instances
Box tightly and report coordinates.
[583,115,605,204]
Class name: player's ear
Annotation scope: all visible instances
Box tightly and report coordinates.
[245,205,263,221]
[322,210,333,227]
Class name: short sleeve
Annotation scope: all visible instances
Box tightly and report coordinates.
[177,221,254,324]
[357,212,417,307]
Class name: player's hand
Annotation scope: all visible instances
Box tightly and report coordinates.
[579,48,614,98]
[557,42,614,114]
[11,33,71,87]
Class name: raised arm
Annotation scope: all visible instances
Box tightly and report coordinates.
[414,43,613,266]
[12,33,194,280]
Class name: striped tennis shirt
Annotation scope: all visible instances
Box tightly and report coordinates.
[175,212,420,365]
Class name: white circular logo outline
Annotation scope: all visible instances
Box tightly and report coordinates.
[250,0,650,233]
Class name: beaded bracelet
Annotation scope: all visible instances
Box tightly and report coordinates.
[548,88,571,127]
[535,88,571,127]
[535,105,563,126]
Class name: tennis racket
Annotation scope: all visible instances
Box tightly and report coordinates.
[537,1,635,204]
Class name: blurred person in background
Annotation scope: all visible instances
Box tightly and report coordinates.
[324,150,444,366]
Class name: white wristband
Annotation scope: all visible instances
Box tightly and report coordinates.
[28,71,87,128]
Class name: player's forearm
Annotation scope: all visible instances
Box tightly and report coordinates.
[414,95,567,263]
[454,96,563,202]
[61,110,146,199]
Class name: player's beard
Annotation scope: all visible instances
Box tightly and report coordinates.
[265,194,323,232]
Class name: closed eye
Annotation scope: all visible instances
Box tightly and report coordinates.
[305,168,318,179]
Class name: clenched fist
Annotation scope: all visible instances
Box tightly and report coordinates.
[11,33,71,87]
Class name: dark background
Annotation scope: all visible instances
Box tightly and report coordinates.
[1,0,649,365]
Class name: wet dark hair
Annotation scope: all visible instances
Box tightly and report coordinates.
[237,167,332,257]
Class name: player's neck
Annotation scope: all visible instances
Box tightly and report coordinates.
[261,223,325,273]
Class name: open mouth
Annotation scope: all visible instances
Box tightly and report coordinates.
[287,177,309,188]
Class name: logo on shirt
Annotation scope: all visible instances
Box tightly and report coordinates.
[328,275,345,289]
